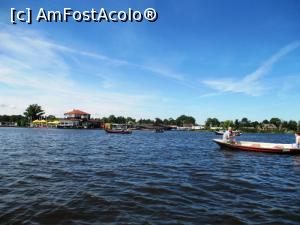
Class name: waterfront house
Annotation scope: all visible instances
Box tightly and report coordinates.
[58,109,90,128]
[259,123,277,131]
[57,119,80,128]
[242,126,257,131]
[58,109,101,129]
[64,109,91,120]
[192,125,205,130]
[82,119,101,129]
[168,125,178,130]
[210,126,224,130]
[0,121,18,127]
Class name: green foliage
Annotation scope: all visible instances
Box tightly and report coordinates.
[24,104,45,122]
[101,115,136,124]
[205,118,220,128]
[252,121,259,127]
[2,105,299,133]
[203,117,298,133]
[240,117,251,127]
[176,115,196,126]
[47,115,56,121]
[262,119,269,124]
[287,120,297,131]
[126,117,136,124]
[0,115,26,126]
[222,120,234,128]
[234,119,240,128]
[270,118,281,128]
[138,118,154,124]
[154,118,163,126]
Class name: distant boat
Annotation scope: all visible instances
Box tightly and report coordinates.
[105,129,132,134]
[155,128,164,133]
[215,131,242,136]
[213,139,300,154]
[104,123,132,134]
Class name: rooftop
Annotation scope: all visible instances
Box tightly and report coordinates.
[64,109,90,115]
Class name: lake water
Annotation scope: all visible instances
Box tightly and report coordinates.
[0,128,300,224]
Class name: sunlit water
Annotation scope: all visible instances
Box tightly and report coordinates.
[1,128,300,224]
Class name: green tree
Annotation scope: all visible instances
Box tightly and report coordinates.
[287,120,297,131]
[262,119,269,124]
[138,118,153,125]
[163,119,169,125]
[154,118,163,126]
[47,115,56,121]
[126,117,136,124]
[281,120,288,129]
[168,118,176,125]
[270,118,281,128]
[0,115,26,126]
[205,118,220,128]
[223,120,234,128]
[251,121,259,128]
[234,119,240,128]
[24,104,45,122]
[241,117,250,127]
[101,117,109,123]
[116,116,126,124]
[0,115,10,122]
[108,115,117,123]
[176,115,196,126]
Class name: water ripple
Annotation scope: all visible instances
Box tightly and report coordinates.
[1,128,300,224]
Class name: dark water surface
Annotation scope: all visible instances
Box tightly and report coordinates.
[1,128,300,224]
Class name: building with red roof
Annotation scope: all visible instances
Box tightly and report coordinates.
[64,109,91,120]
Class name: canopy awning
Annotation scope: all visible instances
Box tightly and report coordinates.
[32,120,47,124]
[48,120,60,125]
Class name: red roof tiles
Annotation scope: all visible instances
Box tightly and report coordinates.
[64,109,90,115]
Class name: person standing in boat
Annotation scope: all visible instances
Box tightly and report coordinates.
[295,132,300,148]
[223,127,235,143]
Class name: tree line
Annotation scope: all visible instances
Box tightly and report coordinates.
[101,114,196,126]
[205,117,300,131]
[1,104,299,131]
[0,104,196,127]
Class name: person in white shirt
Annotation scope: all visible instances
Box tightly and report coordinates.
[223,127,234,143]
[295,132,300,148]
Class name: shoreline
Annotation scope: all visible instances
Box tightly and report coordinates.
[0,126,296,134]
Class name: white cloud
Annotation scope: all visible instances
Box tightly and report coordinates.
[0,26,181,117]
[202,41,300,96]
[0,104,16,109]
[18,29,185,81]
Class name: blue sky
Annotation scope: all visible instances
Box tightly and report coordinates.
[0,0,300,123]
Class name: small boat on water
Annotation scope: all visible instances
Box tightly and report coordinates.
[213,139,300,154]
[155,128,164,133]
[215,130,242,136]
[104,123,132,134]
[215,131,224,135]
[105,129,132,134]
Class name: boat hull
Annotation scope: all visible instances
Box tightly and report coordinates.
[213,139,300,154]
[105,129,132,134]
[155,129,164,133]
[215,131,241,136]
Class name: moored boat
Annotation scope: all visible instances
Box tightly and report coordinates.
[155,128,164,133]
[213,139,300,154]
[104,123,132,134]
[215,130,242,136]
[215,131,225,135]
[105,129,132,134]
